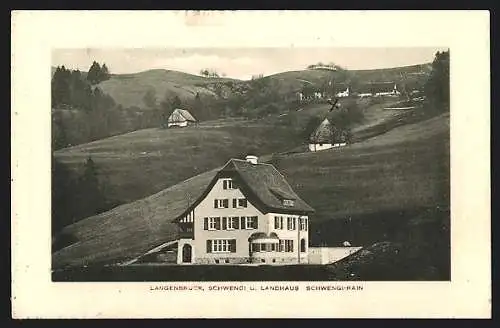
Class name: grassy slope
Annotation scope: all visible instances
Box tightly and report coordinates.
[54,118,304,205]
[98,69,238,108]
[53,110,449,269]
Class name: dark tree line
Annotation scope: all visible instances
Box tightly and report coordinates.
[424,50,450,111]
[87,61,111,85]
[51,64,115,111]
[52,156,113,240]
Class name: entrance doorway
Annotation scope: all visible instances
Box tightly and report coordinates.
[182,244,192,263]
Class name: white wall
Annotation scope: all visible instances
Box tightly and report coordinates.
[168,121,188,127]
[308,247,363,265]
[192,177,266,264]
[309,143,333,152]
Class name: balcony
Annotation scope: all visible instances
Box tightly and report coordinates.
[178,223,194,239]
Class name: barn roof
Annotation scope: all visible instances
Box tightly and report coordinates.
[175,159,314,221]
[168,108,197,123]
[309,118,334,144]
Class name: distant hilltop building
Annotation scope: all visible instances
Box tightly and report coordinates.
[308,118,347,152]
[167,108,197,128]
[306,64,338,71]
[174,155,315,265]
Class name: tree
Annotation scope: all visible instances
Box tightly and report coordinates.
[302,116,323,141]
[74,156,106,218]
[52,113,68,150]
[100,63,110,82]
[190,92,203,120]
[51,66,72,107]
[424,50,450,110]
[87,61,102,85]
[143,89,157,109]
[52,156,76,233]
[171,95,182,109]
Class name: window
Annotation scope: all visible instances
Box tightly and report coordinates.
[274,216,285,230]
[300,217,308,231]
[222,179,237,190]
[251,243,260,252]
[226,217,234,230]
[300,239,306,252]
[231,217,240,229]
[285,240,294,252]
[245,216,258,229]
[209,239,236,253]
[279,240,285,252]
[214,199,229,209]
[283,199,295,207]
[287,217,296,230]
[208,217,217,230]
[233,198,247,208]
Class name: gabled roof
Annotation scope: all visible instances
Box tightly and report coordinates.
[309,118,334,144]
[175,159,314,221]
[168,108,197,123]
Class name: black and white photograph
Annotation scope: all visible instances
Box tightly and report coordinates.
[50,47,451,282]
[11,10,490,319]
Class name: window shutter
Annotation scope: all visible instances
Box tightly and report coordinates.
[230,239,236,253]
[215,217,221,230]
[223,199,229,208]
[240,217,245,229]
[204,217,208,230]
[233,217,240,229]
[222,217,227,230]
[214,199,218,208]
[243,199,248,208]
[206,240,212,253]
[253,216,258,229]
[274,216,278,229]
[233,199,237,208]
[223,180,227,190]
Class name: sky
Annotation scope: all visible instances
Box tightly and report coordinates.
[52,47,448,81]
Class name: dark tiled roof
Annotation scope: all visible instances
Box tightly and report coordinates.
[220,159,315,213]
[175,159,314,221]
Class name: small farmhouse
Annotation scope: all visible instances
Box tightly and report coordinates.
[174,155,315,265]
[167,108,197,128]
[355,82,400,98]
[308,118,347,152]
[335,87,350,98]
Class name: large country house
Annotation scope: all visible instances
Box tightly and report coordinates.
[174,155,315,265]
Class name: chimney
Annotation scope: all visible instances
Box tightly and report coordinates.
[245,155,258,164]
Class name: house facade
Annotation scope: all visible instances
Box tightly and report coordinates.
[167,108,197,128]
[175,156,314,265]
[335,87,350,98]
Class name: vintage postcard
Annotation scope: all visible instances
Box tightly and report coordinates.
[11,10,491,318]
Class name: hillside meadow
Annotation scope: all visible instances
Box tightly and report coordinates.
[53,108,449,274]
[53,97,404,207]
